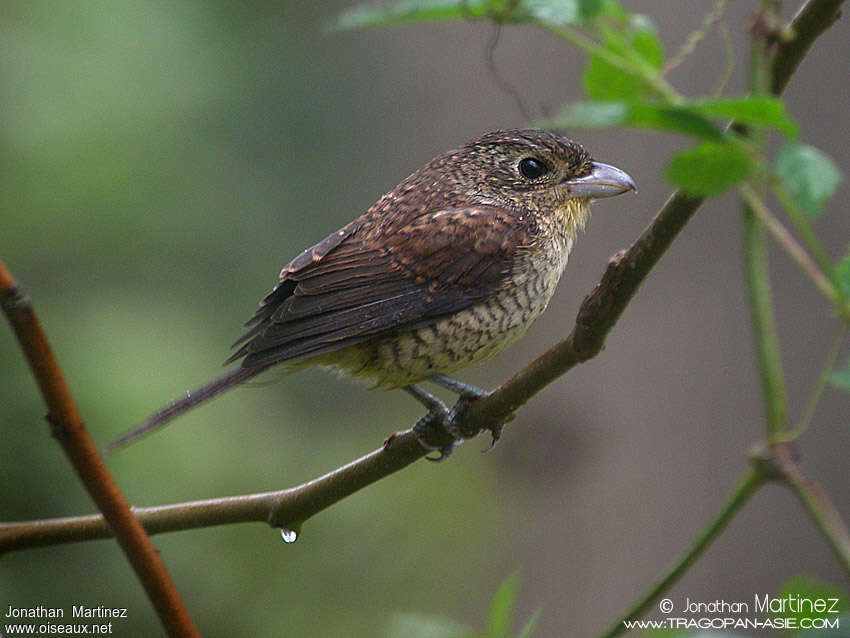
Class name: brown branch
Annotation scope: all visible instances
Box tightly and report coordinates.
[1,0,844,556]
[0,261,200,638]
[770,0,843,95]
[0,430,427,551]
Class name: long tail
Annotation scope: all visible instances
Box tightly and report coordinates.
[105,365,269,453]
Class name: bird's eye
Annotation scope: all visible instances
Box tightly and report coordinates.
[518,157,549,180]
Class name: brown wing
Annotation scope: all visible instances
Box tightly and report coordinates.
[227,206,530,368]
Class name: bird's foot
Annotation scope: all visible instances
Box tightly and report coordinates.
[431,374,504,452]
[443,391,503,453]
[412,408,462,462]
[406,384,463,461]
[406,377,504,460]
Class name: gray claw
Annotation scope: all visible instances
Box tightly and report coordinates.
[482,422,503,453]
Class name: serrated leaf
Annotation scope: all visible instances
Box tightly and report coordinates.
[487,573,519,638]
[777,141,844,218]
[543,101,722,140]
[688,96,798,137]
[667,142,753,196]
[332,0,491,31]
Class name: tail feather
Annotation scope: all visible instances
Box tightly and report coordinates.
[105,365,268,453]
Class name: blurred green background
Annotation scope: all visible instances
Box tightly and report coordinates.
[2,1,848,636]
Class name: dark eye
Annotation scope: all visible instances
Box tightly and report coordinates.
[518,157,549,179]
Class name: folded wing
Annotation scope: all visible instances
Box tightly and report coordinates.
[228,206,528,368]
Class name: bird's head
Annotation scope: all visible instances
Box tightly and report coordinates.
[447,129,636,233]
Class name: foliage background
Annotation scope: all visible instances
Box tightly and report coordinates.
[1,1,848,635]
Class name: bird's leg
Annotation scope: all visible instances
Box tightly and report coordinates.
[428,374,503,452]
[428,374,488,399]
[404,384,462,461]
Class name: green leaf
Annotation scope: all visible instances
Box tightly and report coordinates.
[596,0,628,21]
[523,0,586,25]
[578,0,607,20]
[631,16,664,69]
[830,357,850,391]
[332,0,609,31]
[582,33,664,101]
[486,573,519,638]
[547,96,797,143]
[543,101,722,140]
[583,55,642,100]
[631,104,722,139]
[332,0,491,31]
[688,96,798,138]
[520,0,622,26]
[776,141,844,218]
[667,141,754,196]
[583,17,664,100]
[545,101,630,128]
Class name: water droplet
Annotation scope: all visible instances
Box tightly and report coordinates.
[280,527,298,543]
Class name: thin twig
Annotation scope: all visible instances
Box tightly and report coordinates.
[713,22,736,96]
[740,184,848,318]
[770,175,842,292]
[0,260,200,638]
[770,444,850,576]
[484,22,534,121]
[741,0,788,441]
[663,0,729,75]
[788,325,848,439]
[742,198,789,438]
[0,430,428,552]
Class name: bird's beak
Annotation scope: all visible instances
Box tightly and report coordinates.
[563,161,636,199]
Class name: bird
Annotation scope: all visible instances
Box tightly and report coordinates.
[107,129,635,457]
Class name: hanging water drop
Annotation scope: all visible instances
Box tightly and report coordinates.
[280,527,298,543]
